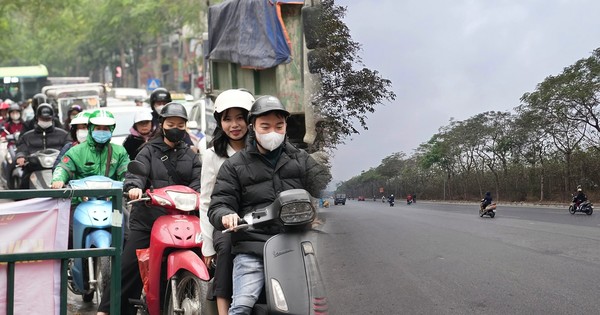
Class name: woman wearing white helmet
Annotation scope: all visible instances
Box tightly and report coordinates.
[200,88,255,315]
[122,108,155,160]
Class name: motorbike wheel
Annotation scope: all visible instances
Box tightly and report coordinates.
[95,257,111,303]
[489,212,495,218]
[586,208,593,215]
[569,205,576,215]
[165,270,209,315]
[479,209,485,217]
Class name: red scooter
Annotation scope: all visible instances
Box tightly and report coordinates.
[127,160,211,315]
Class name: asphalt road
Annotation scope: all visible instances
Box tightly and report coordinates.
[316,199,600,314]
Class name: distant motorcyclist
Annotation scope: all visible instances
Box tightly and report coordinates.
[21,93,62,133]
[481,191,493,209]
[15,103,70,188]
[1,103,24,140]
[388,194,395,203]
[573,187,587,209]
[407,194,413,204]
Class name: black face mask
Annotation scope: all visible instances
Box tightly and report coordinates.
[163,127,186,143]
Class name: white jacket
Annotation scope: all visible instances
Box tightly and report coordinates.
[200,145,237,257]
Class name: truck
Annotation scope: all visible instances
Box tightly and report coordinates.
[334,194,346,205]
[203,0,323,150]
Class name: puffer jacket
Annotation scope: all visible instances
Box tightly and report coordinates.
[15,123,70,160]
[208,140,331,256]
[125,136,202,232]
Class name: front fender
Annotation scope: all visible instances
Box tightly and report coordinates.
[85,229,112,248]
[166,250,210,281]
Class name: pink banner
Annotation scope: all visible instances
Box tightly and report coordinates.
[0,197,70,315]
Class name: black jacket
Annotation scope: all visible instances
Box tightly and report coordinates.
[125,137,202,232]
[22,117,63,134]
[16,124,70,160]
[122,134,147,161]
[208,140,331,256]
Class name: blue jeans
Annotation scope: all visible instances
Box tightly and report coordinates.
[229,253,264,315]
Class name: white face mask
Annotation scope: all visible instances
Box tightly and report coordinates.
[76,129,88,143]
[255,131,285,151]
[154,105,165,114]
[38,120,53,129]
[10,112,20,121]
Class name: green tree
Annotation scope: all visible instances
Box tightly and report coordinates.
[309,0,396,149]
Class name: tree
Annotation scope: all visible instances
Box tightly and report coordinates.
[309,0,396,149]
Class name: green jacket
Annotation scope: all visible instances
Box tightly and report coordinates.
[52,139,130,184]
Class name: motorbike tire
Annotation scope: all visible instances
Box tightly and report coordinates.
[586,208,593,215]
[489,212,495,218]
[569,205,576,215]
[95,257,111,303]
[165,270,209,315]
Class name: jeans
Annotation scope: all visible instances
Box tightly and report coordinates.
[229,253,264,315]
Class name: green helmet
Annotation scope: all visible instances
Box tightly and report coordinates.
[88,109,116,132]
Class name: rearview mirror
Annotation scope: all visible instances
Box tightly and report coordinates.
[127,160,149,177]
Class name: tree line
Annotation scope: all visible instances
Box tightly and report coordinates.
[337,48,600,203]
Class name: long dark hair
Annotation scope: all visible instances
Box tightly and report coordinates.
[209,108,249,158]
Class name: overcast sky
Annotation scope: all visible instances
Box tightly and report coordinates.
[329,0,600,185]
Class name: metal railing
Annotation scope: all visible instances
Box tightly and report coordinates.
[0,188,123,315]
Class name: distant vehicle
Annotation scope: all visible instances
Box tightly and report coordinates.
[47,77,91,85]
[108,87,148,106]
[105,106,141,146]
[187,97,217,158]
[334,194,346,205]
[0,64,48,102]
[357,196,365,201]
[42,83,107,124]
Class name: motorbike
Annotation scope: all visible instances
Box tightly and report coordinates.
[67,175,123,302]
[127,160,211,315]
[407,199,413,205]
[0,129,21,189]
[26,148,60,189]
[479,201,497,218]
[225,188,328,315]
[388,198,395,207]
[569,199,593,215]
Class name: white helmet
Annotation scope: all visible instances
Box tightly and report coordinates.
[214,89,255,114]
[134,108,153,123]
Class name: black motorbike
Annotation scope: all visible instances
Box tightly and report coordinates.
[569,199,593,215]
[226,189,328,315]
[479,200,496,218]
[388,197,395,207]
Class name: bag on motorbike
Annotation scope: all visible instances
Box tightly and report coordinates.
[136,248,151,294]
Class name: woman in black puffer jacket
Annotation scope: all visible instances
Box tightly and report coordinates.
[97,102,201,315]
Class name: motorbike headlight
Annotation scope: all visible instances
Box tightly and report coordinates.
[280,202,315,225]
[166,191,198,211]
[40,155,56,168]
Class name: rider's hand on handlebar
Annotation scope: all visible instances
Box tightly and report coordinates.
[16,157,25,167]
[51,181,64,189]
[128,188,143,200]
[222,213,241,230]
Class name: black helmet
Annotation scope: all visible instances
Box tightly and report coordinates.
[248,95,290,123]
[31,93,47,113]
[36,103,54,119]
[149,88,172,106]
[8,103,21,113]
[159,102,188,122]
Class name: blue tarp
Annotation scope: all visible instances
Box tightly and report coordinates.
[208,0,302,69]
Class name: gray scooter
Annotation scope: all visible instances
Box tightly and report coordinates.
[226,189,328,315]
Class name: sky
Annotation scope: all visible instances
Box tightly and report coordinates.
[329,0,600,185]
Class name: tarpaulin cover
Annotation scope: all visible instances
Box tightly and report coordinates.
[208,0,303,69]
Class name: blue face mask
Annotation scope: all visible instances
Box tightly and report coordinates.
[92,130,112,143]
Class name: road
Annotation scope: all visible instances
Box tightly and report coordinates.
[316,199,600,314]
